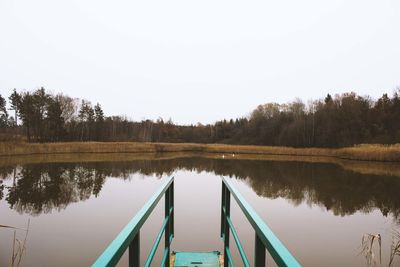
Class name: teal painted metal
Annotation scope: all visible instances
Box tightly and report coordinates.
[129,231,140,267]
[92,177,174,267]
[173,251,220,267]
[144,207,173,267]
[223,207,250,267]
[161,247,169,267]
[222,184,230,267]
[224,247,234,267]
[255,233,266,267]
[221,177,301,267]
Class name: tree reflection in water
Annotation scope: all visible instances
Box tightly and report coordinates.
[0,157,399,221]
[0,182,4,201]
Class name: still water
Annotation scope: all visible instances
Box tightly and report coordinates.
[0,154,399,267]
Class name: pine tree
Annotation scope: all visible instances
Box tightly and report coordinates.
[0,94,8,127]
[9,89,21,126]
[94,103,104,141]
[46,99,65,141]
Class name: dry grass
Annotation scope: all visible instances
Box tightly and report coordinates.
[1,151,400,177]
[337,144,400,162]
[0,142,400,177]
[0,151,198,167]
[389,230,400,267]
[0,142,400,162]
[360,230,400,267]
[361,233,382,267]
[0,220,30,267]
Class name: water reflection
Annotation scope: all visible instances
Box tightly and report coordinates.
[0,180,4,200]
[1,157,400,221]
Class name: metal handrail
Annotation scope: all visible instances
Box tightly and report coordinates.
[92,176,174,267]
[221,176,301,267]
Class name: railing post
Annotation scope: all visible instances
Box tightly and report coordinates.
[221,181,226,238]
[171,181,174,237]
[254,233,266,267]
[129,231,140,267]
[165,187,171,267]
[223,185,231,267]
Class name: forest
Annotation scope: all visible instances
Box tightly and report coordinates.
[0,87,399,148]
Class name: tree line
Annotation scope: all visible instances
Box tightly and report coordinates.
[0,87,399,147]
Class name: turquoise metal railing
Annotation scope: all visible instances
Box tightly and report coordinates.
[221,177,301,267]
[92,176,174,267]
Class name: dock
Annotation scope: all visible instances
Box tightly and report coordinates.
[171,251,222,267]
[92,176,301,267]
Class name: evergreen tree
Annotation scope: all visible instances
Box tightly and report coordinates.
[78,100,94,141]
[94,103,104,141]
[18,92,34,141]
[32,87,50,142]
[8,89,21,126]
[94,103,104,122]
[0,94,8,127]
[46,99,65,141]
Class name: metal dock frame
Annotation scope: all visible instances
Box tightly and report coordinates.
[221,176,301,267]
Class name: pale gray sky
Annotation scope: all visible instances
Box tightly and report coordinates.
[1,0,399,124]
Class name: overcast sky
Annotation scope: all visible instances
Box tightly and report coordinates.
[1,0,399,124]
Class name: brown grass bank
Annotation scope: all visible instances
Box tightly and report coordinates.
[1,152,400,178]
[0,142,400,162]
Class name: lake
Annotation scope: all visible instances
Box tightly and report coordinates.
[1,153,399,267]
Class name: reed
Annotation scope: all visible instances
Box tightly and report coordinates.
[360,230,400,267]
[0,142,400,162]
[336,144,400,162]
[0,220,30,267]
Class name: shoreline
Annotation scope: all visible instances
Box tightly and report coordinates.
[0,141,400,162]
[1,151,400,178]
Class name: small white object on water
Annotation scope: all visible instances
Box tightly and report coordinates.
[232,153,235,157]
[222,154,225,159]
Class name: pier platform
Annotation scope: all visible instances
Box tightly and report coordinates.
[172,251,221,267]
